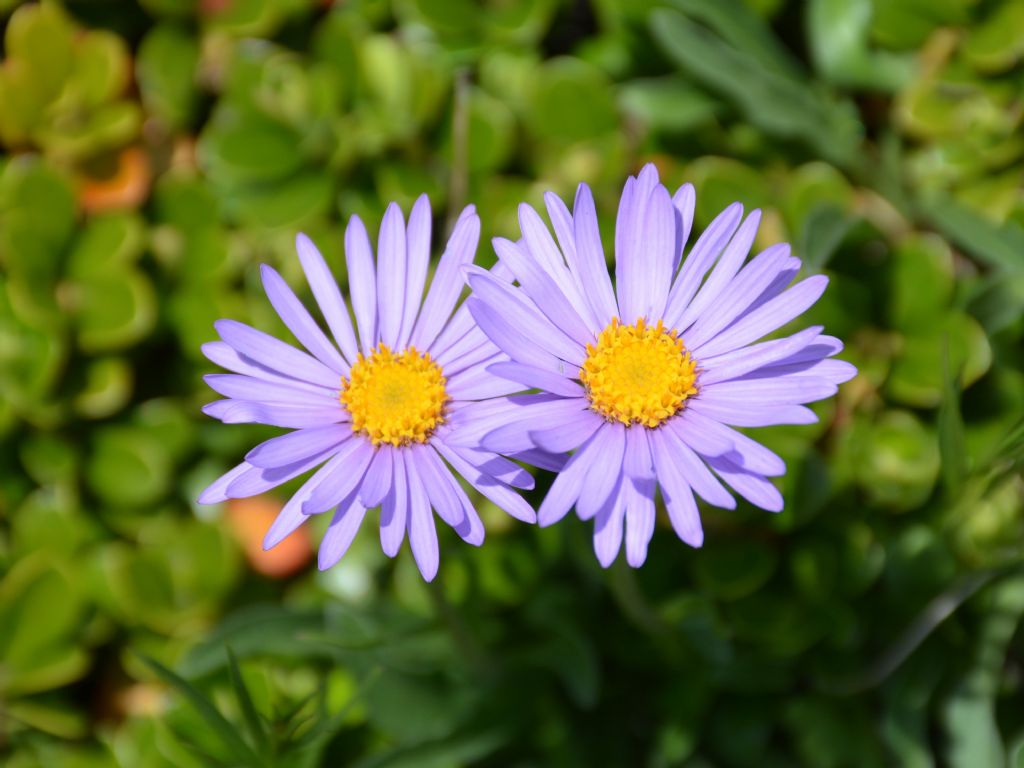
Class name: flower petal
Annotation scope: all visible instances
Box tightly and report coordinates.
[380,450,408,557]
[399,194,431,347]
[215,319,340,389]
[295,233,360,365]
[405,455,440,581]
[318,491,367,570]
[573,183,618,324]
[486,361,584,398]
[344,214,378,353]
[245,424,352,469]
[431,437,536,523]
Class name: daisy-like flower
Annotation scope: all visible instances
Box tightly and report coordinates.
[462,164,857,568]
[198,197,539,581]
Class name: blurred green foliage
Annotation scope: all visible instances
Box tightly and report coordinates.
[1,0,1024,765]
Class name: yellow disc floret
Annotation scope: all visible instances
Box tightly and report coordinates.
[580,317,698,428]
[341,344,448,446]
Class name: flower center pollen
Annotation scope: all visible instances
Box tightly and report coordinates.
[580,318,698,428]
[341,344,448,446]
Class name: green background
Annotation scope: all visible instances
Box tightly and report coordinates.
[2,0,1024,765]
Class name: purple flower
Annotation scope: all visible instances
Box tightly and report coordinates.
[464,164,857,568]
[198,197,538,581]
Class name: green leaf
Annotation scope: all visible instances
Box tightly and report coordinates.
[918,196,1024,273]
[226,647,269,756]
[138,654,265,767]
[938,342,967,497]
[137,25,200,129]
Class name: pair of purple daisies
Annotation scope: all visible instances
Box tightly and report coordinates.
[199,164,855,581]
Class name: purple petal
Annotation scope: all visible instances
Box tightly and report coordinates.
[411,206,481,351]
[699,326,824,386]
[224,445,341,499]
[434,326,498,373]
[295,234,360,365]
[704,455,783,512]
[592,482,625,568]
[509,448,567,472]
[203,374,339,408]
[673,210,761,334]
[464,298,562,375]
[513,207,594,341]
[202,342,333,395]
[614,166,660,321]
[263,449,357,549]
[246,424,351,469]
[536,431,600,527]
[480,397,591,453]
[260,264,348,374]
[676,410,784,476]
[474,251,589,360]
[652,426,735,509]
[377,202,407,349]
[640,184,676,320]
[700,376,838,406]
[576,422,626,520]
[447,444,534,490]
[573,183,619,323]
[318,490,367,570]
[671,183,696,275]
[405,456,440,581]
[649,431,704,547]
[415,445,483,545]
[302,439,374,514]
[529,408,604,454]
[399,194,431,347]
[486,361,584,398]
[693,275,829,359]
[380,450,408,557]
[446,362,522,401]
[197,462,251,504]
[431,437,536,523]
[344,215,377,353]
[215,319,340,389]
[544,190,601,329]
[624,478,656,567]
[682,243,793,349]
[217,401,348,429]
[689,398,818,428]
[623,427,655,481]
[360,447,393,508]
[671,409,734,457]
[663,202,743,327]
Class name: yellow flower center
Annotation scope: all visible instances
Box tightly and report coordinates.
[341,344,448,446]
[580,317,698,428]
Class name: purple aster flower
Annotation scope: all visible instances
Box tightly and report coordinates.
[463,163,857,568]
[198,196,539,581]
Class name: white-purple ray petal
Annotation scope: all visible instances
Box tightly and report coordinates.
[430,437,536,523]
[671,183,696,275]
[623,426,655,481]
[576,422,626,520]
[486,361,585,397]
[360,446,393,508]
[217,401,349,429]
[544,190,601,329]
[573,183,618,324]
[260,264,348,374]
[693,275,829,359]
[303,438,374,514]
[399,194,431,348]
[263,449,355,549]
[593,480,626,568]
[492,236,592,347]
[201,342,334,395]
[653,425,735,509]
[245,424,352,469]
[673,209,761,334]
[675,410,784,476]
[203,374,339,409]
[295,233,360,365]
[699,326,824,386]
[688,398,818,427]
[405,456,439,581]
[704,455,783,512]
[624,477,657,567]
[446,443,534,490]
[445,362,522,401]
[663,202,743,327]
[537,431,599,527]
[509,449,567,473]
[380,450,408,557]
[415,445,483,545]
[344,214,378,353]
[197,462,252,504]
[480,398,591,453]
[410,205,480,351]
[377,202,407,349]
[530,408,604,454]
[215,319,340,389]
[649,430,704,547]
[641,184,677,320]
[700,376,838,405]
[318,490,367,570]
[224,444,344,499]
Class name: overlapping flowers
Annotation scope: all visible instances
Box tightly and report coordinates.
[200,164,856,580]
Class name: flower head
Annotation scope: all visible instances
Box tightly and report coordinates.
[466,164,857,567]
[199,197,537,581]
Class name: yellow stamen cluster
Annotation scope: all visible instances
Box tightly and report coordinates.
[580,317,698,428]
[341,344,448,446]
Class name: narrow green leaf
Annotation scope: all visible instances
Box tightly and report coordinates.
[918,197,1024,273]
[938,341,967,498]
[138,653,263,767]
[226,646,269,757]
